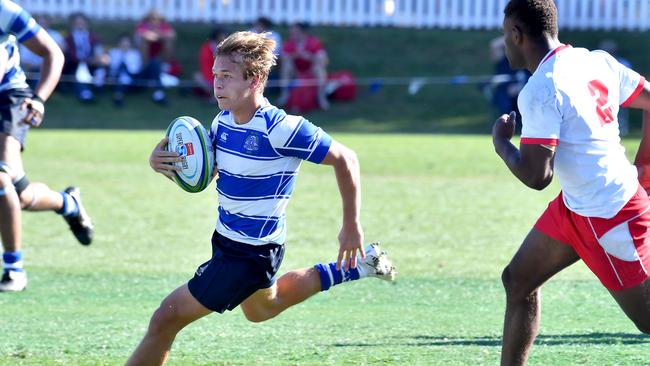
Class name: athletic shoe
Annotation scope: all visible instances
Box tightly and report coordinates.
[0,270,27,292]
[63,186,94,245]
[359,243,396,281]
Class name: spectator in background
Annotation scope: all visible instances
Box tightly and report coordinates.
[135,9,176,65]
[600,39,631,136]
[279,22,329,112]
[252,17,281,55]
[19,15,66,76]
[108,33,169,107]
[62,12,109,103]
[251,17,282,94]
[107,33,142,107]
[484,36,529,130]
[193,26,228,102]
[134,9,180,104]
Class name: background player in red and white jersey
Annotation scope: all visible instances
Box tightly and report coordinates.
[492,1,650,365]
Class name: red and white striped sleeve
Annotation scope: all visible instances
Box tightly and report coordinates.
[620,73,645,107]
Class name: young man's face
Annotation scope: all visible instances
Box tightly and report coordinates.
[502,17,525,69]
[212,54,256,112]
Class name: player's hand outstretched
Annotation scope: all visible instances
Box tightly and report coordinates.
[336,221,365,271]
[149,137,181,179]
[492,111,517,141]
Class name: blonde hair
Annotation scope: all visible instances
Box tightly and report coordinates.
[216,31,277,91]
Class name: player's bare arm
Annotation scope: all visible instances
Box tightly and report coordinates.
[626,84,650,189]
[20,28,64,127]
[492,111,555,190]
[320,140,364,271]
[149,137,181,179]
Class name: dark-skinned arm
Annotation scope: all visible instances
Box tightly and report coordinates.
[492,111,556,190]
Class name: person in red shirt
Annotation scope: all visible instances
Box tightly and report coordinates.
[278,22,329,112]
[135,9,176,65]
[63,12,108,103]
[134,9,178,104]
[193,27,228,101]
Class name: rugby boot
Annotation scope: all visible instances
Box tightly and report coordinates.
[358,243,397,281]
[63,186,94,245]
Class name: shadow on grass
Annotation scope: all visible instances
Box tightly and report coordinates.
[332,332,649,347]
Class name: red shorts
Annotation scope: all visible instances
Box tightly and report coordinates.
[535,185,650,290]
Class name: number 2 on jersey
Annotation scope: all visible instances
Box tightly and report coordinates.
[588,80,614,126]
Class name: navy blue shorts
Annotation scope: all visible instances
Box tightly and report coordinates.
[0,88,33,148]
[187,231,285,313]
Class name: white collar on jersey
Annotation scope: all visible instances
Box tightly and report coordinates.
[535,44,571,73]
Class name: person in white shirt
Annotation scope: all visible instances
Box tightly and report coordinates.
[107,33,142,107]
[492,1,650,365]
[62,12,108,102]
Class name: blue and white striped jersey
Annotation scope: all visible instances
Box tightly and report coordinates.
[0,0,40,92]
[210,100,332,245]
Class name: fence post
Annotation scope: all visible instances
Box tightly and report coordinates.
[639,1,650,31]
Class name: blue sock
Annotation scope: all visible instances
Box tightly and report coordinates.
[3,251,24,272]
[314,262,361,291]
[56,192,78,217]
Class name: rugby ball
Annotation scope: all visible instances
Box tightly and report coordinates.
[165,116,215,193]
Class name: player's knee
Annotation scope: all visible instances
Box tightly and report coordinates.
[242,307,274,323]
[0,164,29,200]
[14,175,29,196]
[501,265,535,301]
[633,319,650,335]
[16,185,33,209]
[0,172,14,198]
[0,172,11,189]
[241,301,279,323]
[0,161,12,182]
[148,307,173,335]
[501,265,514,290]
[17,192,31,209]
[148,302,185,335]
[243,312,266,323]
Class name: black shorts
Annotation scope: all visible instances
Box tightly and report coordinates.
[187,231,285,313]
[0,88,33,148]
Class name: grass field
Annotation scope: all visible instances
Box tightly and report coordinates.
[0,130,648,365]
[4,19,650,366]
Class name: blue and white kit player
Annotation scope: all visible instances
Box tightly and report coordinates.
[0,0,94,292]
[129,31,395,365]
[204,100,396,293]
